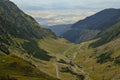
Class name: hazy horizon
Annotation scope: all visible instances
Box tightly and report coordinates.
[10,0,120,26]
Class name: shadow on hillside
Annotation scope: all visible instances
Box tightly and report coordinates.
[22,40,52,61]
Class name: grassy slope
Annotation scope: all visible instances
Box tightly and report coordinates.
[0,54,59,80]
[38,38,83,80]
[0,1,59,79]
[0,0,56,61]
[3,31,118,80]
[39,37,80,57]
[1,35,119,80]
[75,38,120,80]
[91,21,120,47]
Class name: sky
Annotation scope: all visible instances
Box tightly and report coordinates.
[10,0,120,26]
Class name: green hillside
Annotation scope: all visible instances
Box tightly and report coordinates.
[91,21,120,47]
[0,0,56,61]
[0,0,58,80]
[61,8,120,43]
[75,38,120,80]
[39,38,80,57]
[0,54,59,80]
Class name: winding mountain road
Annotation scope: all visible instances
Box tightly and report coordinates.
[71,43,91,80]
[53,63,60,79]
[53,43,91,80]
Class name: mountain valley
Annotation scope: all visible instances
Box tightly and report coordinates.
[0,0,120,80]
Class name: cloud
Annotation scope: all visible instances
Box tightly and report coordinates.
[26,10,95,26]
[10,0,120,25]
[10,0,120,10]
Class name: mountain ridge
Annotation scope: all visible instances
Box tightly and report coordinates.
[0,0,56,60]
[0,1,59,80]
[61,8,120,43]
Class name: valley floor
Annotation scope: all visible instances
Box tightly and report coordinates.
[38,38,120,80]
[0,37,120,80]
